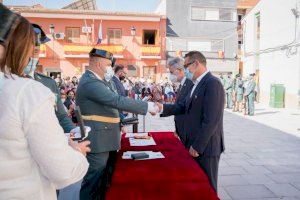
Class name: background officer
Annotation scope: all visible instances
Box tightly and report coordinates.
[224,74,233,109]
[233,74,244,112]
[23,24,76,133]
[244,73,256,116]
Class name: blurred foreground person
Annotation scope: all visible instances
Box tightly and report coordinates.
[0,6,89,199]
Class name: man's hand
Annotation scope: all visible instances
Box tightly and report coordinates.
[155,102,163,113]
[148,102,159,116]
[121,126,127,134]
[174,131,179,139]
[149,111,157,116]
[189,146,200,158]
[69,103,75,111]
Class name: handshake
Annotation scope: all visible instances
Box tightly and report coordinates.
[148,102,163,116]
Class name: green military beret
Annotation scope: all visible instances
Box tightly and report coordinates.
[89,48,114,62]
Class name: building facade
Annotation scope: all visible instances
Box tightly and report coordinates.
[242,0,300,109]
[13,8,167,81]
[165,0,238,74]
[237,0,260,75]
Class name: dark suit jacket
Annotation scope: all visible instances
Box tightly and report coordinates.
[63,97,73,109]
[162,72,225,157]
[112,76,126,97]
[161,78,193,147]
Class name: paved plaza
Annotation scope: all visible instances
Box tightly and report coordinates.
[135,104,300,200]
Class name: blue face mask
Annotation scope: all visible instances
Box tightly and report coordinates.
[23,58,38,75]
[184,68,193,80]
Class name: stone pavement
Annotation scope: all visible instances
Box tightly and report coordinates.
[133,104,300,200]
[59,104,300,200]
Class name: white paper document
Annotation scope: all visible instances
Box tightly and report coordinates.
[129,137,156,146]
[125,132,148,138]
[122,151,165,160]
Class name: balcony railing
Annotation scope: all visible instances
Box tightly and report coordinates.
[63,44,124,54]
[167,51,220,59]
[140,46,161,56]
[39,44,46,57]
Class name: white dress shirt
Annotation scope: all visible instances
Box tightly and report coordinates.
[190,70,209,97]
[180,76,187,87]
[0,72,88,200]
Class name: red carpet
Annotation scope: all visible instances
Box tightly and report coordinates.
[106,132,219,200]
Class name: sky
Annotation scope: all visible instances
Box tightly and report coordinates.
[4,0,160,12]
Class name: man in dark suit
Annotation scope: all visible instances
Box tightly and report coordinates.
[161,57,193,147]
[158,51,225,192]
[112,64,126,97]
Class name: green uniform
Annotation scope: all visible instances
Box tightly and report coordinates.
[235,78,244,102]
[224,77,233,109]
[76,70,148,200]
[220,77,225,86]
[244,79,256,116]
[34,72,75,132]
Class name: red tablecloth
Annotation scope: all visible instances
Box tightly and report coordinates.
[106,132,219,200]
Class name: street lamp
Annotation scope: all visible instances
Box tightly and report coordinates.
[49,24,55,37]
[130,26,136,36]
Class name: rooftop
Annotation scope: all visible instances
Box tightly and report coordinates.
[8,6,166,18]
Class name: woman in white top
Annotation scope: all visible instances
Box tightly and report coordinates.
[0,11,89,200]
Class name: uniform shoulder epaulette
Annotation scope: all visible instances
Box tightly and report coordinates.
[35,72,53,80]
[87,72,97,80]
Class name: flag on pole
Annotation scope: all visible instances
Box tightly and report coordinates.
[97,20,103,44]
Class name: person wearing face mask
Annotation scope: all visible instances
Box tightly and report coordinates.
[60,92,68,112]
[76,48,160,200]
[162,57,194,147]
[111,64,129,123]
[23,24,78,135]
[112,64,126,97]
[157,51,225,193]
[0,6,90,199]
[24,24,90,199]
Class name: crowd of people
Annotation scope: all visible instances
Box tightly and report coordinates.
[54,74,180,116]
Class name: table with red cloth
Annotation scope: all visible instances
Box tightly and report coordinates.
[105,132,219,200]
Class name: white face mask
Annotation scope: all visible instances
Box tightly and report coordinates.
[168,73,178,83]
[23,57,38,76]
[104,66,114,82]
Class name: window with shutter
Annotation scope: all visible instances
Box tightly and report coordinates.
[108,28,122,44]
[65,27,80,43]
